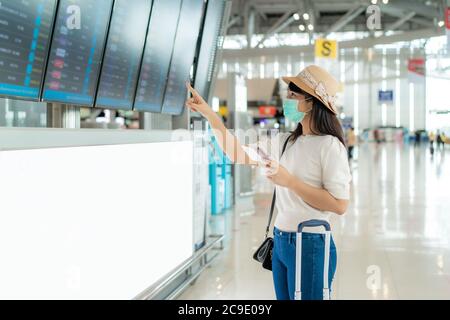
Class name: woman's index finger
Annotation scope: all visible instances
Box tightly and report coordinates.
[185,82,198,97]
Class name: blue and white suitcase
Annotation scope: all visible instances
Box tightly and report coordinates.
[295,219,332,300]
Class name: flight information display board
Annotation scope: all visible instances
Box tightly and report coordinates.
[133,0,182,113]
[161,0,205,115]
[194,0,225,101]
[0,0,56,100]
[95,0,152,110]
[42,0,113,106]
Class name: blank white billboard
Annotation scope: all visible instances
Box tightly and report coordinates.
[0,141,193,299]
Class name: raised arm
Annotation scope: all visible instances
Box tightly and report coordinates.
[185,82,257,165]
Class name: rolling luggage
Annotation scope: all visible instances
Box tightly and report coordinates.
[295,219,332,300]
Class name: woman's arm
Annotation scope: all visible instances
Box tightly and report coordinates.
[185,83,257,165]
[266,162,349,215]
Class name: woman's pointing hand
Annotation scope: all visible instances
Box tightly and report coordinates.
[185,82,213,118]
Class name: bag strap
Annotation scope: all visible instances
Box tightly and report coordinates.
[265,135,291,238]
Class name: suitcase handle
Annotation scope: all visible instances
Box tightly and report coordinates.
[297,219,331,232]
[295,219,332,300]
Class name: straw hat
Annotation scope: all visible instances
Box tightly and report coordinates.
[282,65,339,115]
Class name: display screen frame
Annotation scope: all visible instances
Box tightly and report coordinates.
[41,0,114,107]
[0,0,58,102]
[193,0,225,102]
[160,0,205,116]
[94,0,153,110]
[132,0,183,113]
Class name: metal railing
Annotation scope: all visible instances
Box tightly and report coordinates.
[134,234,225,300]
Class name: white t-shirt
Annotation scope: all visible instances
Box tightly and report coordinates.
[249,133,352,233]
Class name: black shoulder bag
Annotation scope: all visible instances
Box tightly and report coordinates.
[252,136,290,271]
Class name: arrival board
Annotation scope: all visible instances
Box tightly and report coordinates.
[42,0,113,106]
[133,0,182,112]
[161,0,205,115]
[0,0,56,100]
[95,0,152,110]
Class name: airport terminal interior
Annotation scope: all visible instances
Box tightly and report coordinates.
[0,0,450,300]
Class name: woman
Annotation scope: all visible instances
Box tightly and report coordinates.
[185,65,351,300]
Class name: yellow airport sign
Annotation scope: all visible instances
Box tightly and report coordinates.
[315,39,338,59]
[219,106,228,117]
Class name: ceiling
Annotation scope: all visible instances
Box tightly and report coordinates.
[226,0,445,47]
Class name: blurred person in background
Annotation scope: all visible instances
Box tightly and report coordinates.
[347,127,356,161]
[429,131,435,156]
[436,130,444,151]
[415,130,421,146]
[373,128,381,144]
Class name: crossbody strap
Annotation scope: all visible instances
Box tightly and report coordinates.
[265,135,291,238]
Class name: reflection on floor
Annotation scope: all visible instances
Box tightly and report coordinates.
[179,142,450,300]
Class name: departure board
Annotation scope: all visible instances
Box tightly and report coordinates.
[133,0,182,113]
[194,0,225,100]
[161,0,205,115]
[0,0,56,100]
[42,0,113,106]
[95,0,152,110]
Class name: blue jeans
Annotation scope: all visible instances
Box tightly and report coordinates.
[272,227,337,300]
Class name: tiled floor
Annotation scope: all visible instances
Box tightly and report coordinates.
[179,142,450,300]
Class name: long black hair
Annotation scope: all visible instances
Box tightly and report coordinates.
[288,82,346,147]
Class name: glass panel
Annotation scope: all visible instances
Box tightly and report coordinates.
[0,98,47,127]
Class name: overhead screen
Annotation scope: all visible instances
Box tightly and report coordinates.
[133,0,182,113]
[1,0,210,114]
[0,0,56,100]
[161,0,205,115]
[95,0,152,110]
[194,0,225,101]
[42,0,113,106]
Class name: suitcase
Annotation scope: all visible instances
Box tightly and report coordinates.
[295,219,332,300]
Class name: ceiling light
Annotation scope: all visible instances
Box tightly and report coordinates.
[382,0,388,4]
[438,20,445,27]
[299,24,305,31]
[307,24,314,31]
[293,13,300,20]
[371,0,377,4]
[303,13,310,20]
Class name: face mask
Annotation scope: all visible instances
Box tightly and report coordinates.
[282,98,312,123]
